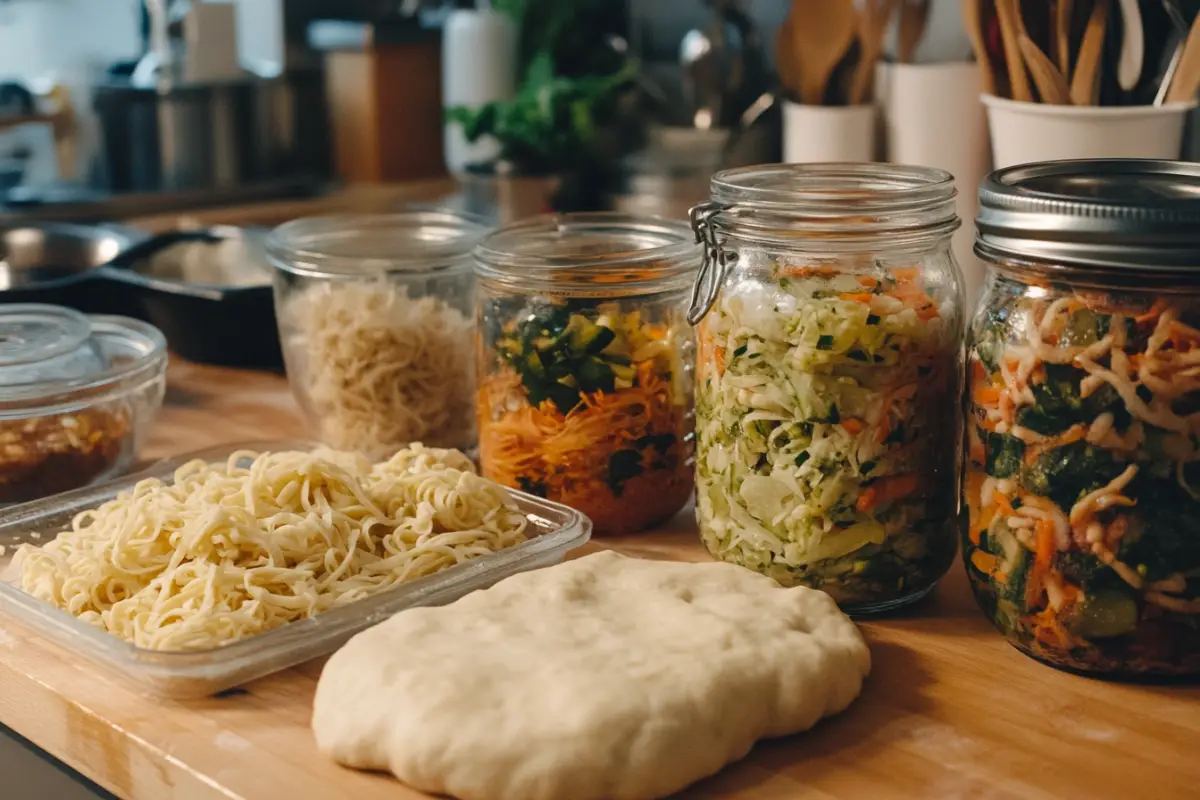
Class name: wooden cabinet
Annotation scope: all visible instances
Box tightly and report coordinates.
[324,34,445,183]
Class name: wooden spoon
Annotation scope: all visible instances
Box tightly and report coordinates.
[994,0,1034,101]
[776,14,802,98]
[961,0,997,95]
[1165,9,1200,103]
[1055,0,1074,77]
[1019,33,1072,104]
[790,0,859,105]
[1071,0,1109,106]
[896,0,931,63]
[848,0,897,104]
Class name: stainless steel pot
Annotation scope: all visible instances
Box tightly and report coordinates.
[91,72,331,195]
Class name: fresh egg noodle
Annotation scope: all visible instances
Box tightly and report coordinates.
[16,445,529,651]
[282,280,476,459]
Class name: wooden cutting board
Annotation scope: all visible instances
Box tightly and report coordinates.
[0,358,1196,800]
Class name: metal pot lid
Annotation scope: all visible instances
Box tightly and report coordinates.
[0,304,165,405]
[976,159,1200,271]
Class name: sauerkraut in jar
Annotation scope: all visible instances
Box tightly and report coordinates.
[689,164,966,612]
[965,159,1200,677]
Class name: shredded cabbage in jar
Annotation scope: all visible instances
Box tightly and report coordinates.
[695,263,962,607]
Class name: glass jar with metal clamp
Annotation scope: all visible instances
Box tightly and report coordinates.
[687,162,966,612]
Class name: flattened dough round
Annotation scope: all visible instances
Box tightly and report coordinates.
[312,551,871,800]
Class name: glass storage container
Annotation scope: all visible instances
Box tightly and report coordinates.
[474,213,700,535]
[688,163,966,612]
[268,212,488,460]
[0,304,167,504]
[0,440,592,698]
[965,159,1200,678]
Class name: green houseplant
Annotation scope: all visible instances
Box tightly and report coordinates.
[445,0,634,175]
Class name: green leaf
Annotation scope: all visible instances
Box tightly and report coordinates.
[984,430,1025,478]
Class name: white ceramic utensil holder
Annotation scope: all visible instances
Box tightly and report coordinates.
[782,101,877,164]
[982,95,1198,169]
[877,61,990,309]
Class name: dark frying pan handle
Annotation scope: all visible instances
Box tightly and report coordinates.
[100,230,224,269]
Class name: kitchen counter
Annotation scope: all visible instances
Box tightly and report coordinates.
[0,357,1197,800]
[121,179,457,233]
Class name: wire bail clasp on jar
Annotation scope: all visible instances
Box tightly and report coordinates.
[687,202,732,326]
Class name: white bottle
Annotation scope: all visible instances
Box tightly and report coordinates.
[442,2,518,175]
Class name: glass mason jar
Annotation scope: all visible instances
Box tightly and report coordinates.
[474,213,700,535]
[268,211,488,460]
[965,160,1200,678]
[687,163,966,612]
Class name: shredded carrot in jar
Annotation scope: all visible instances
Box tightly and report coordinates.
[841,418,866,435]
[478,309,693,536]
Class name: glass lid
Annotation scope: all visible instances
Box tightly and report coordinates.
[0,304,166,410]
[0,305,109,388]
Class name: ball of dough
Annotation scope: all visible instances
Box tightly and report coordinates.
[312,551,870,800]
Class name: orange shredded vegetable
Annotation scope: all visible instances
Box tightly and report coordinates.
[971,550,1000,575]
[478,359,692,536]
[780,265,838,279]
[973,385,1002,406]
[841,418,865,435]
[855,473,920,512]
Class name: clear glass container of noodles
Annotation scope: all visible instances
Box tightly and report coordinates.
[965,159,1200,678]
[688,163,966,612]
[474,213,701,535]
[268,211,489,459]
[0,440,591,698]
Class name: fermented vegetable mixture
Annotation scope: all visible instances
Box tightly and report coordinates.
[965,287,1200,674]
[477,302,692,534]
[695,264,961,607]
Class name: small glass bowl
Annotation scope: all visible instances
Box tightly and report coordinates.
[0,304,168,504]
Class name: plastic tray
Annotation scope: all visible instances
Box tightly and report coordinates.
[0,441,592,698]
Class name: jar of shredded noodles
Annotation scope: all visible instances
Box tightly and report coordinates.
[474,213,701,535]
[965,159,1200,678]
[687,163,966,612]
[268,212,488,460]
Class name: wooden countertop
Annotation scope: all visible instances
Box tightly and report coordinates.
[0,359,1197,800]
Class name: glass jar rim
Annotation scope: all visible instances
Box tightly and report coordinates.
[711,162,957,214]
[698,162,960,255]
[473,212,701,294]
[267,210,489,279]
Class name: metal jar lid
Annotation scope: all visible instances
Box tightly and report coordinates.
[975,159,1200,272]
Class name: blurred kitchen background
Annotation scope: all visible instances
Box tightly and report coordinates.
[1,0,1199,259]
[0,0,1014,224]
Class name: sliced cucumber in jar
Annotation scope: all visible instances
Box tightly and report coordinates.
[1071,590,1139,639]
